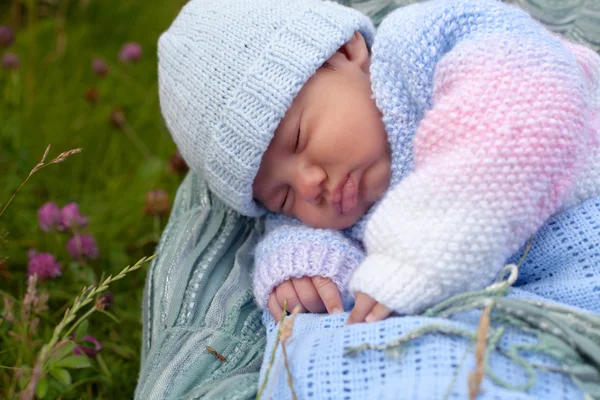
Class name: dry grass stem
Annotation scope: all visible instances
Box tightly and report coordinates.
[19,255,155,400]
[469,305,492,400]
[256,300,301,400]
[0,145,82,218]
[48,148,83,165]
[22,275,39,322]
[2,296,15,323]
[256,302,287,400]
[280,304,301,343]
[280,305,301,400]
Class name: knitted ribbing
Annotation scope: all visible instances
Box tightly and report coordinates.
[253,215,364,308]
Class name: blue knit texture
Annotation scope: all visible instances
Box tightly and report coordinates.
[258,196,600,399]
[158,0,375,217]
[254,215,365,308]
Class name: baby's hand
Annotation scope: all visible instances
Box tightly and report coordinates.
[346,292,393,325]
[267,276,344,320]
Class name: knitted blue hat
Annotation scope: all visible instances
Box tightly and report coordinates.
[158,0,375,216]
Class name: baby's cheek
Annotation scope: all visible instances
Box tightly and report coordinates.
[350,203,370,225]
[292,203,317,227]
[303,210,330,229]
[295,205,330,229]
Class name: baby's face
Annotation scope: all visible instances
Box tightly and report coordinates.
[253,33,391,230]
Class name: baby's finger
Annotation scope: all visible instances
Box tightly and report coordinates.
[365,303,392,323]
[346,292,377,325]
[267,293,284,321]
[291,277,326,313]
[276,281,307,314]
[311,276,343,314]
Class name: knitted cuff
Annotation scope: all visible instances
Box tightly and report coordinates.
[253,241,364,309]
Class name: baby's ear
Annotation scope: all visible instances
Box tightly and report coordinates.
[339,32,369,71]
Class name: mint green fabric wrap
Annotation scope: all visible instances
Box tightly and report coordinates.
[136,173,265,399]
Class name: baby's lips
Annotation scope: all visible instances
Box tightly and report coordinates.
[341,178,357,214]
[331,174,357,214]
[333,200,343,215]
[342,197,357,214]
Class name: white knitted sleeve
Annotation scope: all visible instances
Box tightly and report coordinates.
[349,35,596,315]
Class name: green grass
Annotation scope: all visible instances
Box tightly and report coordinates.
[1,0,187,397]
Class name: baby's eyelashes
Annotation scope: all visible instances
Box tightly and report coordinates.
[280,187,290,211]
[282,187,295,214]
[293,128,301,152]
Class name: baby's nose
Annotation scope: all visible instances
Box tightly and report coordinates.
[297,166,326,204]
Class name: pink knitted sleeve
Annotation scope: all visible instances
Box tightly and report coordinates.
[349,34,599,314]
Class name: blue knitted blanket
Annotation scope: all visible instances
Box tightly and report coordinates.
[258,197,600,399]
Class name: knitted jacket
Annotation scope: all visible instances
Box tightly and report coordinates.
[253,0,600,314]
